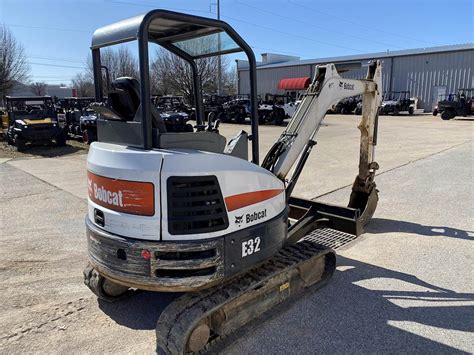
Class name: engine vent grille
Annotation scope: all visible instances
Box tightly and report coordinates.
[167,176,229,235]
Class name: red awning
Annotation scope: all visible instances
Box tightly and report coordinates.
[278,77,310,90]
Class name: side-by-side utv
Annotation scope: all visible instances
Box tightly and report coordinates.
[380,91,414,115]
[5,96,66,150]
[60,97,97,144]
[83,9,382,353]
[434,89,473,120]
[222,96,251,123]
[258,93,296,125]
[202,94,230,122]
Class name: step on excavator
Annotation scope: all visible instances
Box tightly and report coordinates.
[83,10,382,354]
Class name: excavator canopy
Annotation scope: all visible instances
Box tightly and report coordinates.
[92,11,245,59]
[91,10,259,162]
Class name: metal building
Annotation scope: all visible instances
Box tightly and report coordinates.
[236,44,474,111]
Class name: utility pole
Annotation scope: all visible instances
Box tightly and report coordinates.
[216,0,222,95]
[211,0,222,95]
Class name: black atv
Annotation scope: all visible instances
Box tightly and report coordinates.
[154,95,193,114]
[258,93,293,125]
[60,97,97,144]
[222,96,250,124]
[334,96,359,115]
[434,89,473,120]
[202,94,230,123]
[152,95,195,127]
[5,96,66,151]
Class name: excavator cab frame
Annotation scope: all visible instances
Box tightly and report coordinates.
[90,9,260,163]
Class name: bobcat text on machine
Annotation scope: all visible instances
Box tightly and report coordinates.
[83,9,382,354]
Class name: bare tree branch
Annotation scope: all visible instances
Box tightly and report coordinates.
[0,24,30,96]
[72,72,94,97]
[29,82,47,96]
[151,45,236,104]
[87,47,138,83]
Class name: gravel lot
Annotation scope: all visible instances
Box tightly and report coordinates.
[0,114,472,354]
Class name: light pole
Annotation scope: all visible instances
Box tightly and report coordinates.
[210,0,222,95]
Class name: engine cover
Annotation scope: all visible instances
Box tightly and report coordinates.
[87,142,286,241]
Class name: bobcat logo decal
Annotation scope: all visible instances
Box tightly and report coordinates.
[234,214,244,226]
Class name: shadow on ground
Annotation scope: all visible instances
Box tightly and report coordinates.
[0,140,87,159]
[223,255,474,353]
[97,255,473,353]
[98,291,179,330]
[367,217,473,240]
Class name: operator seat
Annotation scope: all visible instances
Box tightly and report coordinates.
[106,77,238,156]
[108,77,140,121]
[108,77,166,132]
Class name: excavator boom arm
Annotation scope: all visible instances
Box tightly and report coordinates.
[263,60,382,182]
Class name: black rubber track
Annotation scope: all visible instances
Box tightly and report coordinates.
[155,241,335,354]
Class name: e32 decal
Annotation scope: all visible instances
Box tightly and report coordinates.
[241,237,261,257]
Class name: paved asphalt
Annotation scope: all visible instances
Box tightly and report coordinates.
[0,114,472,354]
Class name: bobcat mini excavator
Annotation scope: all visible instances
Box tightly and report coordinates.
[83,10,382,354]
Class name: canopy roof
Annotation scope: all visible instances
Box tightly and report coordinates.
[91,10,245,59]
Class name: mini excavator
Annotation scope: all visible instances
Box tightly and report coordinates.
[83,9,382,354]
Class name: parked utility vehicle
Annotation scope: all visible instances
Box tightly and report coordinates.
[222,97,250,123]
[380,91,414,115]
[5,96,65,150]
[153,95,191,112]
[334,96,360,114]
[258,93,296,125]
[434,89,473,120]
[60,97,97,144]
[202,94,230,122]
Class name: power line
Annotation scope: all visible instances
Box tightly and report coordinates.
[8,2,414,67]
[4,23,91,33]
[250,46,313,58]
[105,1,323,57]
[31,76,74,78]
[235,1,404,50]
[107,0,212,15]
[29,62,88,70]
[222,14,364,53]
[31,79,72,82]
[28,55,86,64]
[287,0,440,47]
[104,0,364,53]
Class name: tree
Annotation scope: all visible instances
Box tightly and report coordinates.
[151,44,235,103]
[29,81,47,96]
[72,72,94,97]
[0,25,30,96]
[222,68,236,96]
[87,47,138,83]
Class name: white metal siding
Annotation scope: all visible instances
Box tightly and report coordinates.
[239,49,474,111]
[391,50,474,110]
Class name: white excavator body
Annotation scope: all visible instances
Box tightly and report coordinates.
[83,9,383,353]
[87,142,285,242]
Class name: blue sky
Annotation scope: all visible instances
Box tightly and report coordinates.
[1,0,472,85]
